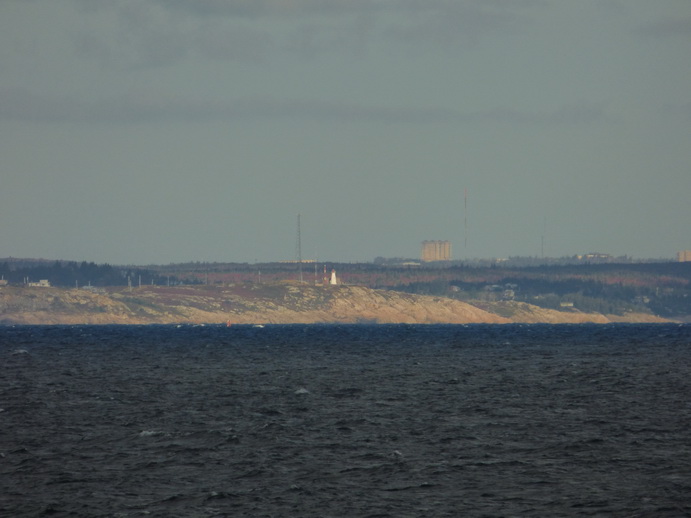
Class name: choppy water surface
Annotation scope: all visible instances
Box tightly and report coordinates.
[1,324,690,517]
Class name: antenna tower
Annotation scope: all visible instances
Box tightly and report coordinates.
[464,188,468,249]
[296,213,303,283]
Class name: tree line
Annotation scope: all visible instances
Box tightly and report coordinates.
[0,261,177,288]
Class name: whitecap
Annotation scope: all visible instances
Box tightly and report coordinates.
[138,430,163,437]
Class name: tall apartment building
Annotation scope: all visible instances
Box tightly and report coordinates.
[421,240,452,262]
[678,250,691,262]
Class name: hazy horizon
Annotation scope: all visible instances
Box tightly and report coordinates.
[1,1,690,264]
[0,251,680,268]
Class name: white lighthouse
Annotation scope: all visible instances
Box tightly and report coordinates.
[330,269,338,285]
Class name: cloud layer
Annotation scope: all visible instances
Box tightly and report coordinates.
[0,87,609,125]
[1,0,689,263]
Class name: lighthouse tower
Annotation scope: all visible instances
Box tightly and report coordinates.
[330,269,338,285]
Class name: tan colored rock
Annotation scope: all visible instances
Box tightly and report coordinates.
[0,284,671,325]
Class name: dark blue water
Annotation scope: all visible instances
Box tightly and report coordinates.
[1,324,690,517]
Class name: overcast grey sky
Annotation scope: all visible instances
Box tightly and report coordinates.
[1,1,690,264]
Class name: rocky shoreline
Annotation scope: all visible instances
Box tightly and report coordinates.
[0,284,670,325]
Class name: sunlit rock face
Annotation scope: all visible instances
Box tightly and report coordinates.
[0,284,670,325]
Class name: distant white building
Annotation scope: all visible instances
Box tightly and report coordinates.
[330,269,338,285]
[678,250,691,262]
[82,285,106,294]
[28,279,51,287]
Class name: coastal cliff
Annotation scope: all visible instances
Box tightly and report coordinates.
[0,284,669,325]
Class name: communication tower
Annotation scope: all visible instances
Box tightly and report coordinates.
[464,187,468,250]
[296,214,303,283]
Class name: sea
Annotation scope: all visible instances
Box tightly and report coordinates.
[1,323,690,517]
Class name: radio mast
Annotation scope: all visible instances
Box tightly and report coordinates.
[296,213,303,283]
[464,188,468,249]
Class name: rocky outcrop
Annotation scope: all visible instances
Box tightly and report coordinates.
[0,284,670,325]
[477,301,670,324]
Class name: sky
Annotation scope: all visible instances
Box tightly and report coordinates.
[1,0,690,265]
